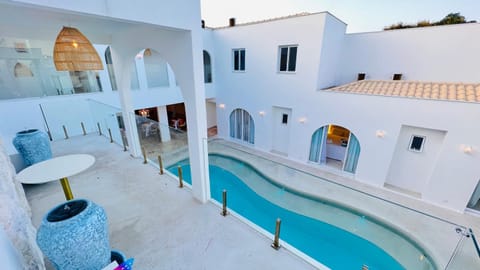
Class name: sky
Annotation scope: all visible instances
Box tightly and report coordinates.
[201,0,480,33]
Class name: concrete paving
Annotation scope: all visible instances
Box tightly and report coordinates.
[23,135,315,270]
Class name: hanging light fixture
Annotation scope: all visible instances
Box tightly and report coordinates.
[144,48,152,57]
[53,26,103,71]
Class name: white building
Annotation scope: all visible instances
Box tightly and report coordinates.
[1,1,480,268]
[207,12,480,213]
[1,3,480,258]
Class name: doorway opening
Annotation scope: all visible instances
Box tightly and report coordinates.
[309,124,360,173]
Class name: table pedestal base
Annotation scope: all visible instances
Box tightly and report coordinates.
[60,177,74,200]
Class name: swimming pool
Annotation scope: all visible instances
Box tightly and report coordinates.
[168,154,435,270]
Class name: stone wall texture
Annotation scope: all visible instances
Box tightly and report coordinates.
[0,140,45,269]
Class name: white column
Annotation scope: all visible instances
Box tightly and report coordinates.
[175,31,210,203]
[156,106,171,142]
[111,48,141,157]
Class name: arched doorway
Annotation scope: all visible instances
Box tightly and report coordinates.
[229,108,254,144]
[309,124,360,173]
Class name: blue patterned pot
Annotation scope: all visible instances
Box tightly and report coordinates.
[37,199,110,270]
[12,129,52,166]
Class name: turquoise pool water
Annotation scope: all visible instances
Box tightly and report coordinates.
[168,154,433,270]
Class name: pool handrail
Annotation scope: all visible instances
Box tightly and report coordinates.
[469,228,480,258]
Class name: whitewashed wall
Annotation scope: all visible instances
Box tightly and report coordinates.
[213,13,334,154]
[209,13,480,211]
[316,14,347,89]
[310,92,480,212]
[205,101,217,128]
[202,28,217,99]
[338,23,480,84]
[12,0,201,31]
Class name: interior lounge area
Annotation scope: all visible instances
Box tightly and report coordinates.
[167,103,187,131]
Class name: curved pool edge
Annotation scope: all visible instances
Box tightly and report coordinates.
[208,199,332,270]
[206,151,441,270]
[163,163,332,269]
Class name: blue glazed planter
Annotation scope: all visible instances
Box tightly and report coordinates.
[12,129,52,166]
[37,199,110,270]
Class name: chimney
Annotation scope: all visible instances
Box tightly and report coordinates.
[201,20,205,28]
[229,18,236,27]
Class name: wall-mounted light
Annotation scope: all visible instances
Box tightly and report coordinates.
[218,103,225,109]
[463,145,473,154]
[259,111,265,116]
[299,117,307,124]
[376,130,386,138]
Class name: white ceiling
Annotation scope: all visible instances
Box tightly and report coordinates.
[0,1,185,44]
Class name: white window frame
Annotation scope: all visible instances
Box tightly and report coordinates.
[278,45,298,73]
[408,135,426,152]
[232,48,245,72]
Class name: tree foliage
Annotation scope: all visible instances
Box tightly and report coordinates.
[384,13,476,30]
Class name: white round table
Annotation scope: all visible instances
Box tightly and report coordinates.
[16,154,95,200]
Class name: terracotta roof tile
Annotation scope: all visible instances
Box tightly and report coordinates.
[326,80,480,103]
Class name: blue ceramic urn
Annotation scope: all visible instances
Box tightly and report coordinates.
[12,129,52,166]
[37,199,111,270]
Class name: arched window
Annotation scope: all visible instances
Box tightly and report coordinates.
[14,62,33,77]
[105,46,117,90]
[203,50,212,83]
[229,108,254,144]
[309,124,360,173]
[143,48,169,88]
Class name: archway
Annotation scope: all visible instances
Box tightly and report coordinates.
[110,28,211,203]
[129,48,187,158]
[309,124,360,173]
[229,108,254,144]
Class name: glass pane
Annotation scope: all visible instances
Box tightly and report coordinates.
[279,47,288,71]
[288,46,297,72]
[144,52,169,88]
[249,115,255,144]
[467,180,480,210]
[69,71,102,93]
[130,61,140,90]
[105,47,117,90]
[229,112,235,138]
[203,51,212,83]
[0,37,107,100]
[235,109,242,139]
[233,50,239,70]
[410,136,424,151]
[243,110,250,142]
[240,49,245,71]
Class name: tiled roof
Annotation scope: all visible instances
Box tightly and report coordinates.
[326,80,480,103]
